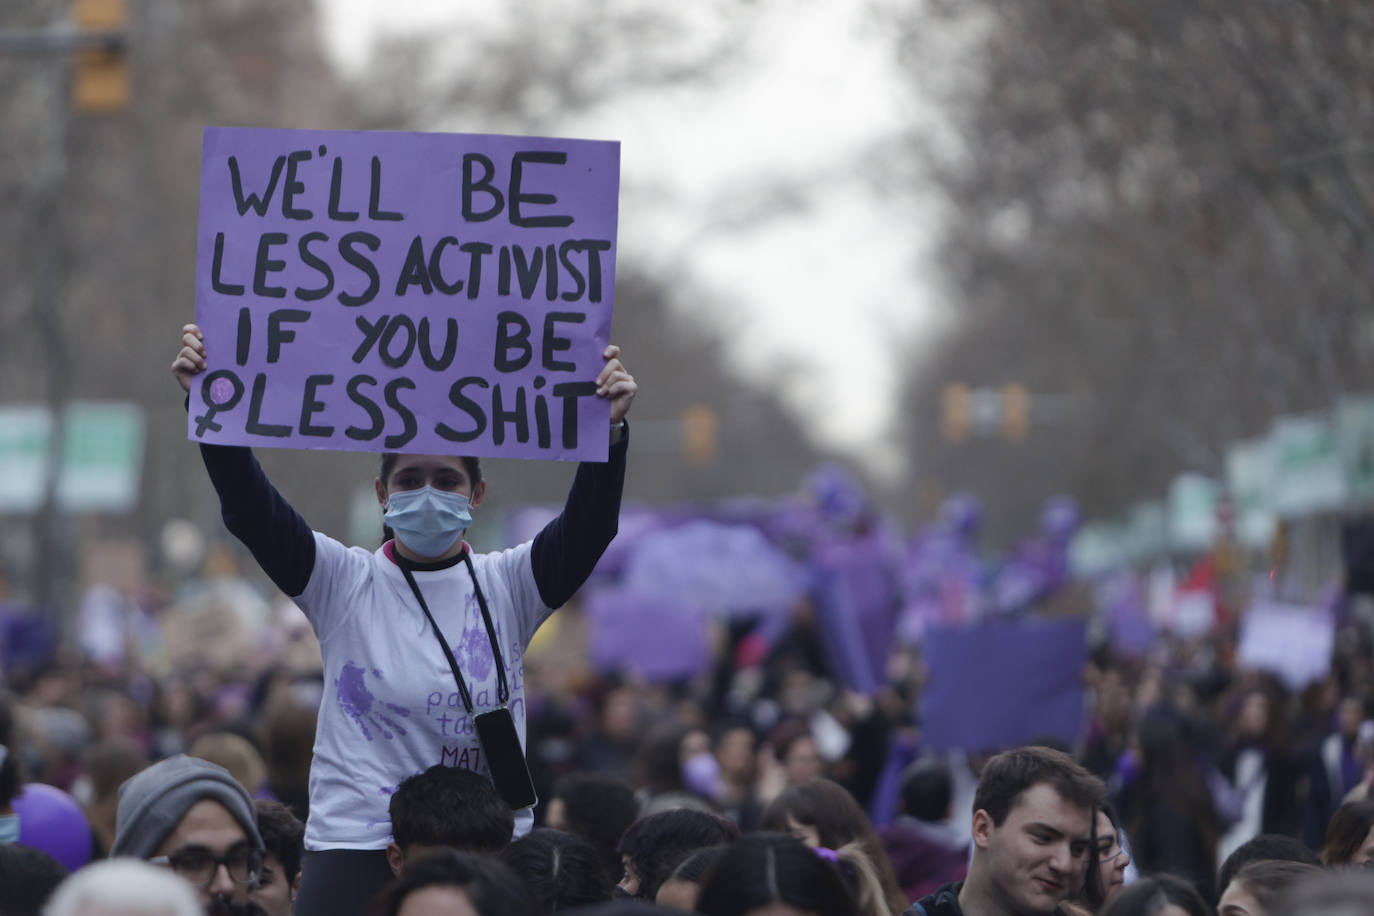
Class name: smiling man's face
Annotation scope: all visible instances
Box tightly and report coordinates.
[975,782,1092,916]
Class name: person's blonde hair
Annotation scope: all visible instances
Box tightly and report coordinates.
[761,778,907,913]
[835,842,894,916]
[188,731,266,795]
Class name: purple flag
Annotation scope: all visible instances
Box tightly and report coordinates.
[1101,571,1154,657]
[812,533,900,695]
[583,585,710,683]
[191,127,620,460]
[993,539,1070,614]
[0,604,59,672]
[920,618,1088,751]
[620,519,810,617]
[586,505,676,581]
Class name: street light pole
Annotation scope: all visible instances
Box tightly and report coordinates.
[31,18,74,649]
[2,0,128,647]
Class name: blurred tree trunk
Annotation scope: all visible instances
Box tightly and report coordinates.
[883,0,1374,544]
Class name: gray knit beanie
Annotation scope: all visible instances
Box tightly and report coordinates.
[111,754,264,859]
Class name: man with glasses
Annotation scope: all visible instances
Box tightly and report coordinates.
[111,754,267,915]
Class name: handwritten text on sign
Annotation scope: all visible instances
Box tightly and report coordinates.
[190,127,620,460]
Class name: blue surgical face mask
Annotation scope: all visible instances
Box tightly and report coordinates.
[384,486,473,558]
[0,814,19,844]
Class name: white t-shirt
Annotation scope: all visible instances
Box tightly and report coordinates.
[295,532,553,851]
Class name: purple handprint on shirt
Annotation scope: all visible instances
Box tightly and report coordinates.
[336,662,411,741]
[457,594,494,681]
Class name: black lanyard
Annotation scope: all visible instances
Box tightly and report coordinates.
[397,549,510,715]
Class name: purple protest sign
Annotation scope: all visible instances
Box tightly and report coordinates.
[583,585,711,683]
[620,519,811,617]
[191,127,620,460]
[919,618,1088,752]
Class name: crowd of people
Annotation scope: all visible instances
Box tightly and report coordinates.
[0,325,1372,916]
[8,688,1374,916]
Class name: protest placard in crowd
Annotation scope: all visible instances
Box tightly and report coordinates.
[190,127,620,461]
[920,618,1088,751]
[1237,599,1335,690]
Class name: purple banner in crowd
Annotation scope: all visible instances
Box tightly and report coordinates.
[812,534,898,695]
[190,127,620,460]
[919,618,1088,751]
[583,586,710,684]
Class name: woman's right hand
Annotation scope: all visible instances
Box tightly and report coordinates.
[171,323,207,394]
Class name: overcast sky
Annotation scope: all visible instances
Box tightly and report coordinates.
[315,0,945,482]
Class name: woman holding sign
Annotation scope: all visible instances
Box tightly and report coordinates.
[172,322,635,916]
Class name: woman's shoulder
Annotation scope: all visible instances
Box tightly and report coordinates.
[309,534,393,586]
[470,539,536,571]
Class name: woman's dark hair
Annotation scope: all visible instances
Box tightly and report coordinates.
[665,844,728,885]
[694,833,858,916]
[630,721,694,797]
[1322,800,1374,866]
[1129,710,1221,881]
[765,718,815,764]
[616,808,740,901]
[499,828,613,913]
[550,772,640,884]
[0,690,24,806]
[374,848,534,916]
[147,675,209,734]
[0,843,68,915]
[1217,833,1320,898]
[1082,803,1124,911]
[759,778,906,913]
[1232,678,1292,753]
[257,691,316,820]
[1099,874,1211,916]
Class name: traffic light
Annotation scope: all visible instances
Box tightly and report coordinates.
[1002,382,1030,441]
[72,0,129,112]
[940,383,971,443]
[682,404,718,465]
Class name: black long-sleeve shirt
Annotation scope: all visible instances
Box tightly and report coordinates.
[198,428,628,606]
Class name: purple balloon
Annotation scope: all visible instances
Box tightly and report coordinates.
[14,782,93,872]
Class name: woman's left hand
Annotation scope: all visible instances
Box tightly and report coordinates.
[597,344,637,424]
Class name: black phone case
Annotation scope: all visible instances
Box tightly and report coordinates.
[474,707,538,810]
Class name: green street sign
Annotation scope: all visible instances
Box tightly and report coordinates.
[0,407,54,513]
[1168,473,1220,553]
[1125,502,1168,563]
[1070,522,1128,578]
[0,402,145,515]
[1340,396,1374,507]
[1226,436,1277,550]
[1271,413,1345,517]
[57,402,145,512]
